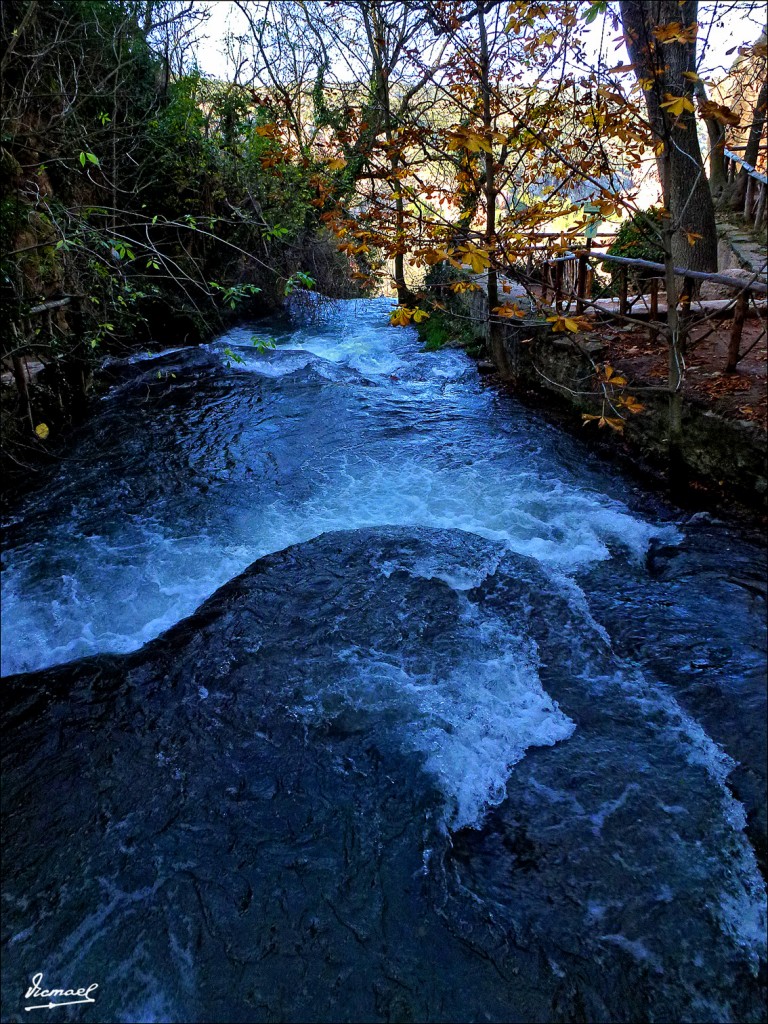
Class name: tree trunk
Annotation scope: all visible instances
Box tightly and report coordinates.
[734,77,768,209]
[477,2,502,368]
[694,80,728,197]
[619,0,718,273]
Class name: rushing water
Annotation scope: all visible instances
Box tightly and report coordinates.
[1,298,766,1023]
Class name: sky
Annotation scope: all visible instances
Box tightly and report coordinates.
[189,0,766,85]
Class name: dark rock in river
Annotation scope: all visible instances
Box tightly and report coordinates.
[2,527,765,1023]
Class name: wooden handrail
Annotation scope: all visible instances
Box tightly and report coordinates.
[543,252,767,294]
[723,147,768,185]
[535,248,765,372]
[723,148,768,229]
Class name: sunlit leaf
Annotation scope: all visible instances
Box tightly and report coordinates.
[660,93,695,117]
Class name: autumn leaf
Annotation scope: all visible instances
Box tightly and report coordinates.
[457,245,491,274]
[619,395,646,414]
[389,306,413,327]
[660,93,695,117]
[493,303,525,318]
[450,280,481,293]
[582,413,624,432]
[683,230,703,245]
[697,100,740,126]
[327,157,347,171]
[389,306,429,327]
[423,248,452,266]
[35,422,49,439]
[446,128,493,154]
[653,22,698,44]
[548,315,583,333]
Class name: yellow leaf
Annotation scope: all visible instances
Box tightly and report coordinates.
[492,304,525,319]
[35,422,49,439]
[389,307,413,327]
[424,248,452,266]
[547,315,582,333]
[653,22,698,44]
[389,306,429,327]
[457,245,491,274]
[446,128,493,154]
[619,395,645,414]
[660,93,694,117]
[327,157,347,171]
[683,230,703,245]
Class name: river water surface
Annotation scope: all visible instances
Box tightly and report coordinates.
[1,298,766,1022]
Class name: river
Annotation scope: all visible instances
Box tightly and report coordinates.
[1,297,766,1022]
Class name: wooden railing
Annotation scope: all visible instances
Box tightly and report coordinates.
[724,147,768,230]
[536,250,766,373]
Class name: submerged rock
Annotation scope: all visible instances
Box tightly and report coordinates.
[2,527,765,1023]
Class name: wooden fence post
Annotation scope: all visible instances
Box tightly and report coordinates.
[554,260,563,312]
[744,175,755,222]
[754,181,766,231]
[618,266,628,316]
[576,253,588,314]
[648,277,659,343]
[725,289,750,373]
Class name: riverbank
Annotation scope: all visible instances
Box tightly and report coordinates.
[421,303,767,522]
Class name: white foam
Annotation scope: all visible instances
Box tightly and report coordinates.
[599,663,768,964]
[0,457,673,676]
[2,299,678,677]
[299,608,575,831]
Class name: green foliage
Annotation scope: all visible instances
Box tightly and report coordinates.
[606,208,665,266]
[209,282,262,310]
[284,271,315,295]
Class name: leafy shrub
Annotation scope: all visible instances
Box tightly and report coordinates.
[605,208,666,293]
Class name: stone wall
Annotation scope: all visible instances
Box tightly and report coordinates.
[459,289,767,509]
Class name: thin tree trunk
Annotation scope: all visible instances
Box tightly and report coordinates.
[734,77,768,208]
[477,3,501,367]
[694,80,728,197]
[620,0,718,273]
[660,152,688,486]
